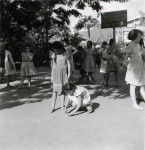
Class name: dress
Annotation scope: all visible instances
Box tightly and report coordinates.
[107,44,121,73]
[68,86,91,106]
[125,42,145,86]
[85,48,95,72]
[100,48,108,73]
[51,54,68,94]
[5,50,16,75]
[21,52,37,76]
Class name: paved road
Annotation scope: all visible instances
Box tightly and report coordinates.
[0,68,144,150]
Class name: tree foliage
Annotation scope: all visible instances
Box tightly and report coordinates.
[0,0,128,66]
[75,15,99,39]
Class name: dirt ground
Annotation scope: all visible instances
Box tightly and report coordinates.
[0,67,144,150]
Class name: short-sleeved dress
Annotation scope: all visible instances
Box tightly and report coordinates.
[85,48,95,72]
[68,86,91,106]
[21,52,37,77]
[5,50,16,75]
[51,54,68,94]
[125,42,145,86]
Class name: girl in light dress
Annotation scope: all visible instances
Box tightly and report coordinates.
[18,46,37,89]
[5,46,16,88]
[124,29,145,110]
[63,83,93,116]
[99,41,108,86]
[51,41,71,113]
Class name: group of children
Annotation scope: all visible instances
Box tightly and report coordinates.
[50,41,93,116]
[1,29,145,115]
[2,44,37,89]
[51,29,145,114]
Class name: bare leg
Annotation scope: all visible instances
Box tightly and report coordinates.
[51,92,57,112]
[114,71,118,86]
[105,72,110,86]
[130,85,143,110]
[18,76,25,89]
[28,76,31,88]
[7,75,10,87]
[140,86,145,101]
[61,94,65,110]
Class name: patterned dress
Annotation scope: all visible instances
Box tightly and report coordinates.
[125,42,145,86]
[21,52,37,77]
[51,54,69,94]
[5,50,16,75]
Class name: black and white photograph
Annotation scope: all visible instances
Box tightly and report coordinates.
[0,0,145,150]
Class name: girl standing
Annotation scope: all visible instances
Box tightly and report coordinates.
[85,41,95,84]
[5,47,16,88]
[19,46,37,89]
[124,29,145,110]
[51,41,71,112]
[100,41,108,86]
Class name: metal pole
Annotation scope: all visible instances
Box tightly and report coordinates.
[113,27,115,40]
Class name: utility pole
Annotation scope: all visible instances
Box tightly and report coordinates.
[113,27,116,41]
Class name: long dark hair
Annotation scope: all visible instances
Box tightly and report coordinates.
[139,38,145,48]
[62,83,77,95]
[52,41,66,63]
[128,29,143,41]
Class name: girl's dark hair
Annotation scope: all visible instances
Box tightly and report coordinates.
[62,83,76,95]
[102,41,108,46]
[139,38,145,48]
[52,41,66,63]
[128,29,143,41]
[109,39,115,46]
[78,46,84,52]
[87,41,92,48]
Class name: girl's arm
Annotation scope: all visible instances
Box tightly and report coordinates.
[28,52,33,61]
[68,96,82,116]
[67,59,71,79]
[123,53,130,66]
[65,96,70,113]
[9,54,15,69]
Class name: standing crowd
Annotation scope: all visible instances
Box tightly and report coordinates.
[0,29,145,116]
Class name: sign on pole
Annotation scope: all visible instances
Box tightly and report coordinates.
[101,10,127,40]
[101,10,127,29]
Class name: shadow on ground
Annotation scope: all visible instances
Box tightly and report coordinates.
[0,79,52,110]
[78,70,130,101]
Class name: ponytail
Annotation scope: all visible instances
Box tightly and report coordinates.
[54,53,57,63]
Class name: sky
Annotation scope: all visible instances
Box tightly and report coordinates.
[69,0,145,30]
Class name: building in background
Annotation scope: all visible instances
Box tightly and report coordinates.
[78,16,145,44]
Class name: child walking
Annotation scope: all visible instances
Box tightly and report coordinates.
[63,83,93,116]
[51,41,71,113]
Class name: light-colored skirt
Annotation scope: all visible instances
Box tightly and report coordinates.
[5,63,16,75]
[100,60,107,73]
[51,66,68,94]
[21,62,37,76]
